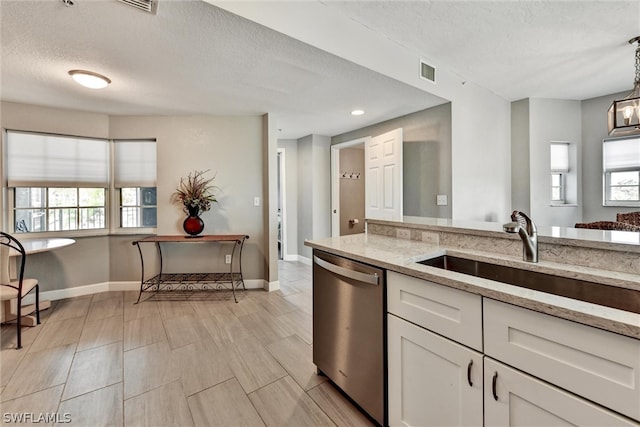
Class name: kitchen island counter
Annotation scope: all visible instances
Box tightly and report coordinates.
[305,232,640,339]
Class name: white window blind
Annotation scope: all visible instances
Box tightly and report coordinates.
[7,131,109,187]
[603,137,640,171]
[550,143,569,172]
[114,140,157,187]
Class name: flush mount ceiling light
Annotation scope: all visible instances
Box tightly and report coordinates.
[608,36,640,136]
[68,70,111,89]
[351,109,365,116]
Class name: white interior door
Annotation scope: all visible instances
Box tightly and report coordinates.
[365,128,403,221]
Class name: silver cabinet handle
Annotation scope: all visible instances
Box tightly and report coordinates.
[313,255,379,285]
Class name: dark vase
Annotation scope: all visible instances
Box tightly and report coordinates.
[183,205,204,236]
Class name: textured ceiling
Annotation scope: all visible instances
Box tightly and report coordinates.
[2,0,639,140]
[0,0,445,139]
[323,0,640,101]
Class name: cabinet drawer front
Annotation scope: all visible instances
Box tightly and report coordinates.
[388,315,483,427]
[484,357,639,426]
[485,298,640,422]
[387,271,482,351]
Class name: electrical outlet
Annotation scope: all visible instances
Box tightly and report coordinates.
[225,254,232,264]
[436,194,448,206]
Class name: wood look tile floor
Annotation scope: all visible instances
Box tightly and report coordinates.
[0,261,376,427]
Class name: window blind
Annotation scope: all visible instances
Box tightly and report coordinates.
[603,137,640,171]
[7,131,109,187]
[114,140,157,188]
[550,143,569,172]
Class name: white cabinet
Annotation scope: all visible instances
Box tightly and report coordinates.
[387,314,483,427]
[387,271,482,351]
[484,357,639,426]
[387,271,640,426]
[484,298,640,421]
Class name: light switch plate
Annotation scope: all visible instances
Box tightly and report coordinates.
[436,194,448,206]
[254,196,260,207]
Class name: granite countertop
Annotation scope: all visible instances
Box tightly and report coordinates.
[305,233,640,339]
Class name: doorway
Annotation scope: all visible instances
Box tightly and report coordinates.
[331,138,368,237]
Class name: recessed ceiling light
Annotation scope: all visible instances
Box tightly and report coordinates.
[351,109,365,116]
[68,70,111,89]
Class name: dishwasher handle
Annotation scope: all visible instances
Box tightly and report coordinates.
[314,255,380,286]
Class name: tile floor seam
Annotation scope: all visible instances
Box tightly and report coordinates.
[0,261,374,427]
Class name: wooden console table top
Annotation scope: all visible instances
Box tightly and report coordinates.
[134,234,249,244]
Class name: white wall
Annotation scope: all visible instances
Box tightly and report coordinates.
[451,83,511,222]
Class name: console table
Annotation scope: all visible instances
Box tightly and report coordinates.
[132,234,249,303]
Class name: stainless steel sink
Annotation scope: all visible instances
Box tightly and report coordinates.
[419,255,640,314]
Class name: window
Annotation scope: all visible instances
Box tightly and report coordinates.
[603,137,640,206]
[550,142,569,204]
[7,131,109,233]
[114,140,157,228]
[120,187,157,227]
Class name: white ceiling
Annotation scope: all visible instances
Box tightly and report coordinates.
[2,0,639,139]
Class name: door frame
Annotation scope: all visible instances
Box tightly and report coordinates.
[331,137,370,237]
[277,148,287,260]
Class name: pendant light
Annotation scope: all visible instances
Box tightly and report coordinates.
[608,36,640,136]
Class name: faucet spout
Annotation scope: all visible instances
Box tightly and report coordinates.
[503,210,538,263]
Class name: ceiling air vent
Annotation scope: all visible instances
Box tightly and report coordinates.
[116,0,157,14]
[420,59,436,83]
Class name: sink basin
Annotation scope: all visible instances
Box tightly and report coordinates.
[419,255,640,314]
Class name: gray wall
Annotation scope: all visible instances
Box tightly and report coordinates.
[1,102,267,291]
[529,98,582,227]
[332,104,452,219]
[277,139,299,259]
[581,90,640,223]
[510,99,531,214]
[510,98,583,227]
[297,134,331,259]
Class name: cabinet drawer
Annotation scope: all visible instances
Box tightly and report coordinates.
[485,298,640,422]
[387,271,483,351]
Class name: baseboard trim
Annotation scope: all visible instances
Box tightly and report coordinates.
[265,280,280,292]
[24,279,268,303]
[281,254,312,265]
[297,255,312,266]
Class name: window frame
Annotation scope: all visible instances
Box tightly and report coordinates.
[603,136,640,207]
[550,172,565,204]
[550,142,570,206]
[9,186,110,237]
[110,139,158,234]
[118,187,158,229]
[4,130,158,236]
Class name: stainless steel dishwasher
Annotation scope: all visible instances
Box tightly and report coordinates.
[312,249,385,426]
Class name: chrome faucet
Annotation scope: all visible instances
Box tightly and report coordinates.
[503,210,538,263]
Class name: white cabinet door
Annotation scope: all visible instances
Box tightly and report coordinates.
[484,357,639,427]
[484,298,640,421]
[388,314,483,427]
[365,128,403,221]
